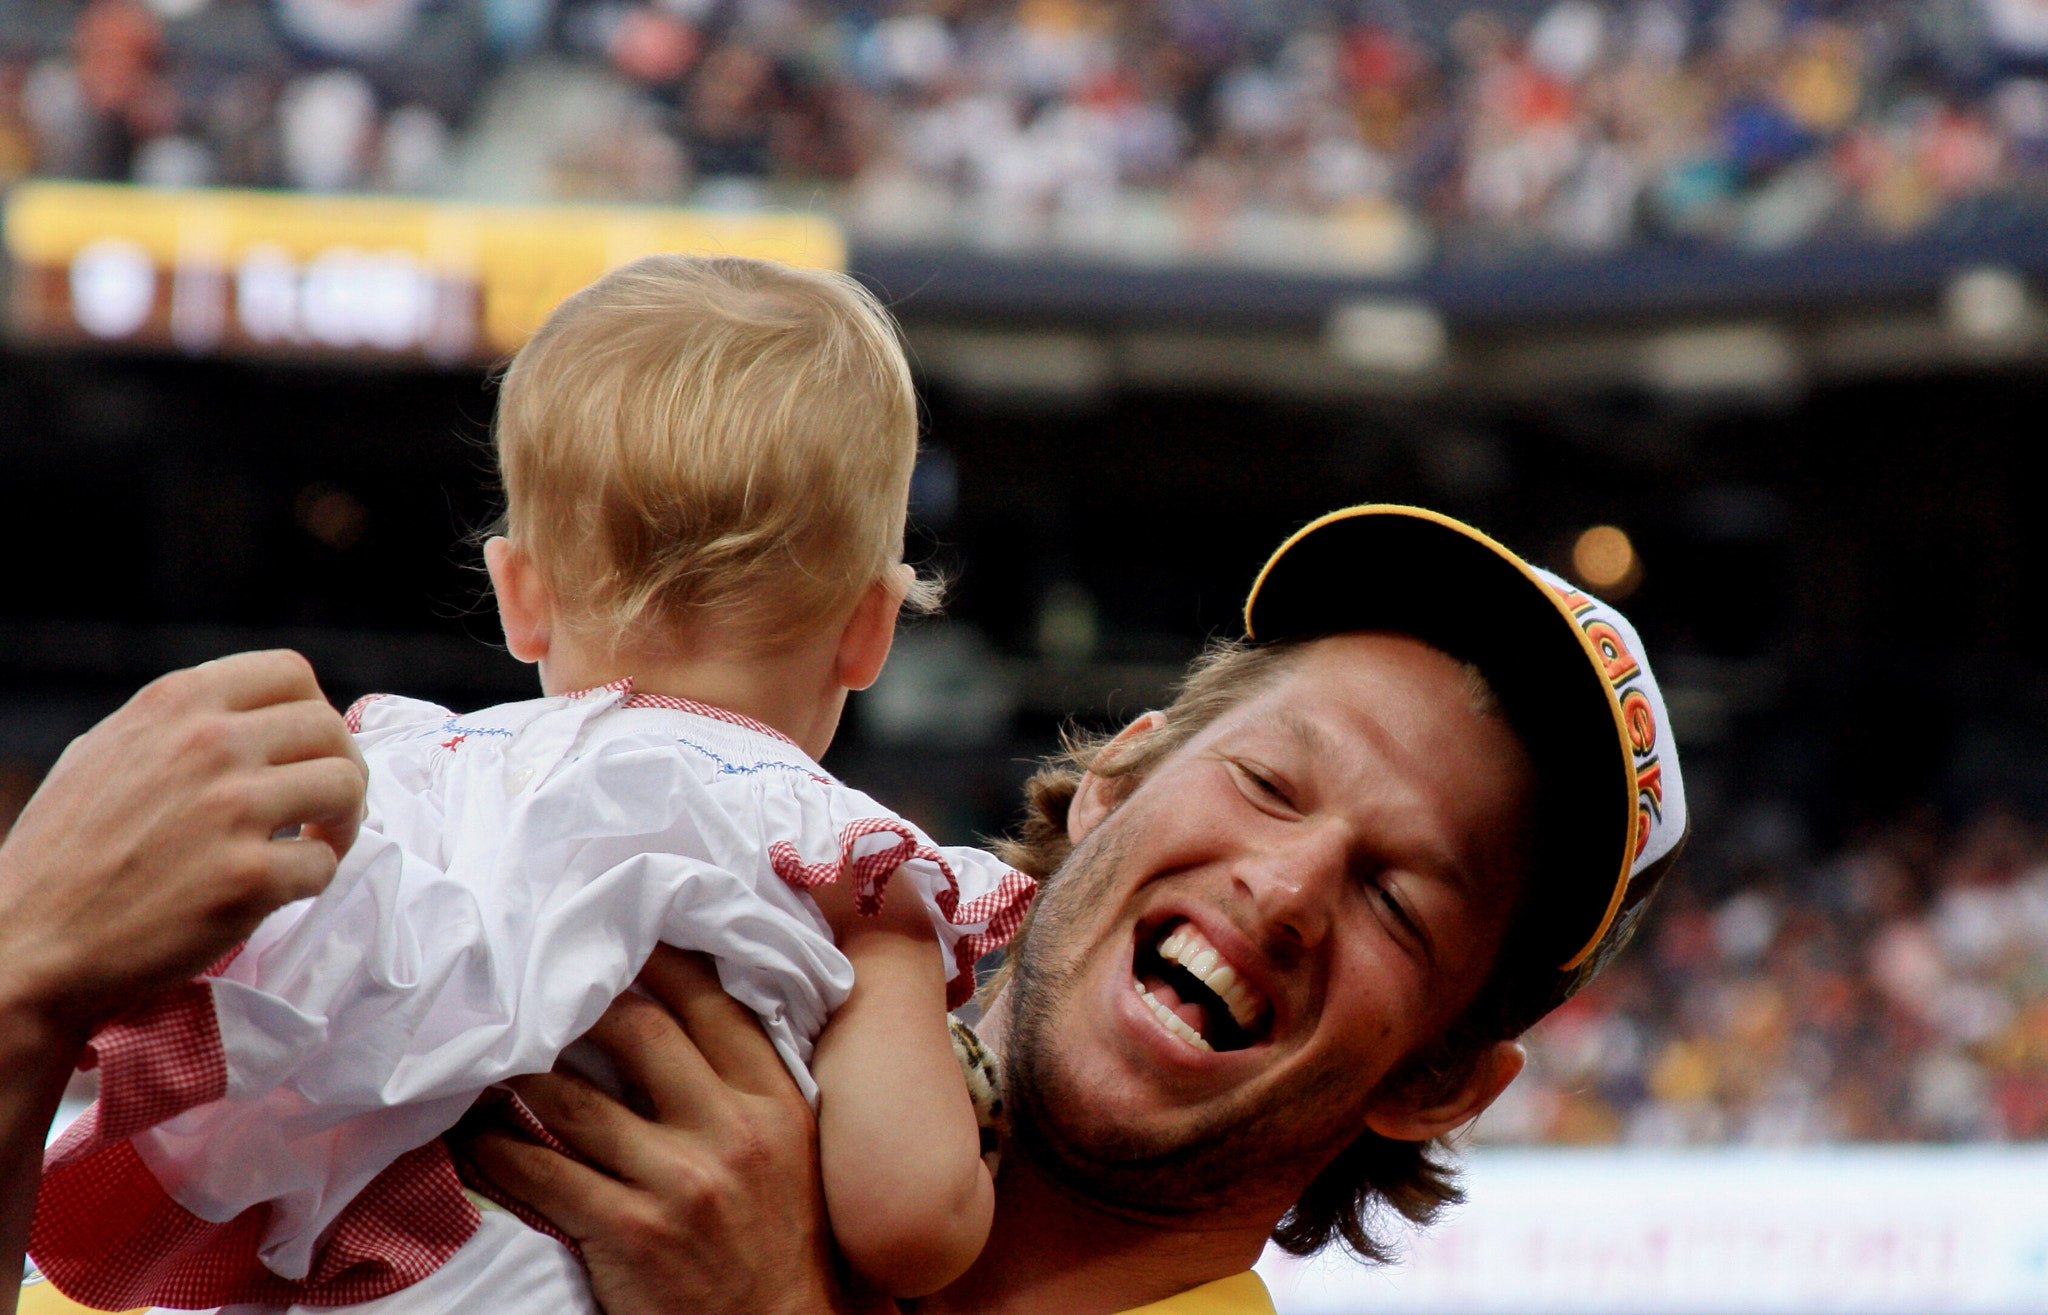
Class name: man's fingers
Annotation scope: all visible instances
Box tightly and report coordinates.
[505,1067,678,1185]
[260,834,345,907]
[249,756,368,858]
[186,650,328,714]
[456,1131,629,1243]
[577,991,725,1129]
[236,699,368,775]
[299,815,364,865]
[193,834,340,936]
[633,945,723,1011]
[636,946,796,1100]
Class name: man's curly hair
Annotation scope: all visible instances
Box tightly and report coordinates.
[989,636,1547,1265]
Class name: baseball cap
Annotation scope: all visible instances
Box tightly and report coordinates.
[1242,505,1687,1011]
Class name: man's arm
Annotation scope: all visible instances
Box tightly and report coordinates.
[0,650,367,1298]
[457,948,881,1315]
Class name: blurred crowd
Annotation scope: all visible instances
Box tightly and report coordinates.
[6,0,2048,270]
[1483,804,2048,1146]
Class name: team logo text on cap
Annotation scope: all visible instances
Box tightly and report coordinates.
[1535,567,1687,971]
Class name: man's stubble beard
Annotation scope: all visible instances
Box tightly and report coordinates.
[999,802,1369,1220]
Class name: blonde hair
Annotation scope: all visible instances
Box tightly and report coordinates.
[494,253,937,654]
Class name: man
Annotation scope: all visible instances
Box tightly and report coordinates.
[0,651,368,1315]
[463,505,1689,1315]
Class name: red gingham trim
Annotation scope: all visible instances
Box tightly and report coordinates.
[35,948,483,1309]
[343,694,390,734]
[562,678,633,700]
[55,944,244,1151]
[204,943,245,978]
[66,978,227,1143]
[949,869,1039,1001]
[619,691,798,747]
[33,1136,478,1309]
[449,1087,583,1258]
[561,676,800,748]
[769,820,1037,1009]
[299,1141,479,1304]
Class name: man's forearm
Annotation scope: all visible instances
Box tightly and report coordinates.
[0,997,80,1315]
[0,652,369,1314]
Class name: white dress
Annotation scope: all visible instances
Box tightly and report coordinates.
[31,680,1035,1314]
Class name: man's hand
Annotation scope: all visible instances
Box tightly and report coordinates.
[457,948,874,1315]
[0,649,368,1045]
[0,649,367,1314]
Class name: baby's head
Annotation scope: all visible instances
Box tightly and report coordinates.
[491,253,934,676]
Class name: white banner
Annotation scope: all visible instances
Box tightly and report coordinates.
[1257,1147,2048,1314]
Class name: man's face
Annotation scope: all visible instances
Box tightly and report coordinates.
[1001,633,1536,1219]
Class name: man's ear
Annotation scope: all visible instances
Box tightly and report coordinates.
[485,536,552,665]
[1363,1041,1526,1142]
[1067,710,1168,844]
[835,567,910,692]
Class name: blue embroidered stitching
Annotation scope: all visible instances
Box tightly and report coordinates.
[674,734,821,779]
[437,718,514,739]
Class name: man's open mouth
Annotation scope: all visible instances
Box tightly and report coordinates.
[1132,920,1271,1053]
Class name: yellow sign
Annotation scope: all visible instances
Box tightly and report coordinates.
[5,182,847,361]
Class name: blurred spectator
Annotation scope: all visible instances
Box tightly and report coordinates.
[1474,802,2048,1147]
[276,0,427,60]
[10,0,2048,267]
[279,68,376,190]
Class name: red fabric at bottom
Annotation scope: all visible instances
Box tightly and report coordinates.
[33,1135,481,1310]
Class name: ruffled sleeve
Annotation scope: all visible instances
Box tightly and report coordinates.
[710,763,1038,1010]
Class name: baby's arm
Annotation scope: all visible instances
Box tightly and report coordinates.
[807,874,994,1299]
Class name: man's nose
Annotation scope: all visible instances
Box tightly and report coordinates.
[1232,822,1350,950]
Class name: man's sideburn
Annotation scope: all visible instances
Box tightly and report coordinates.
[998,790,1379,1219]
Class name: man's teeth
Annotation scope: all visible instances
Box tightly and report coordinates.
[1135,980,1213,1051]
[1157,923,1265,1028]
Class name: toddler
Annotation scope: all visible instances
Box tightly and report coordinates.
[30,255,1034,1313]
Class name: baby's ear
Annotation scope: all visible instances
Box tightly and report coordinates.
[1066,711,1167,843]
[836,574,905,692]
[485,537,552,664]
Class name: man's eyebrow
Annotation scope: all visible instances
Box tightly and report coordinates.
[1273,709,1340,762]
[1272,706,1401,777]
